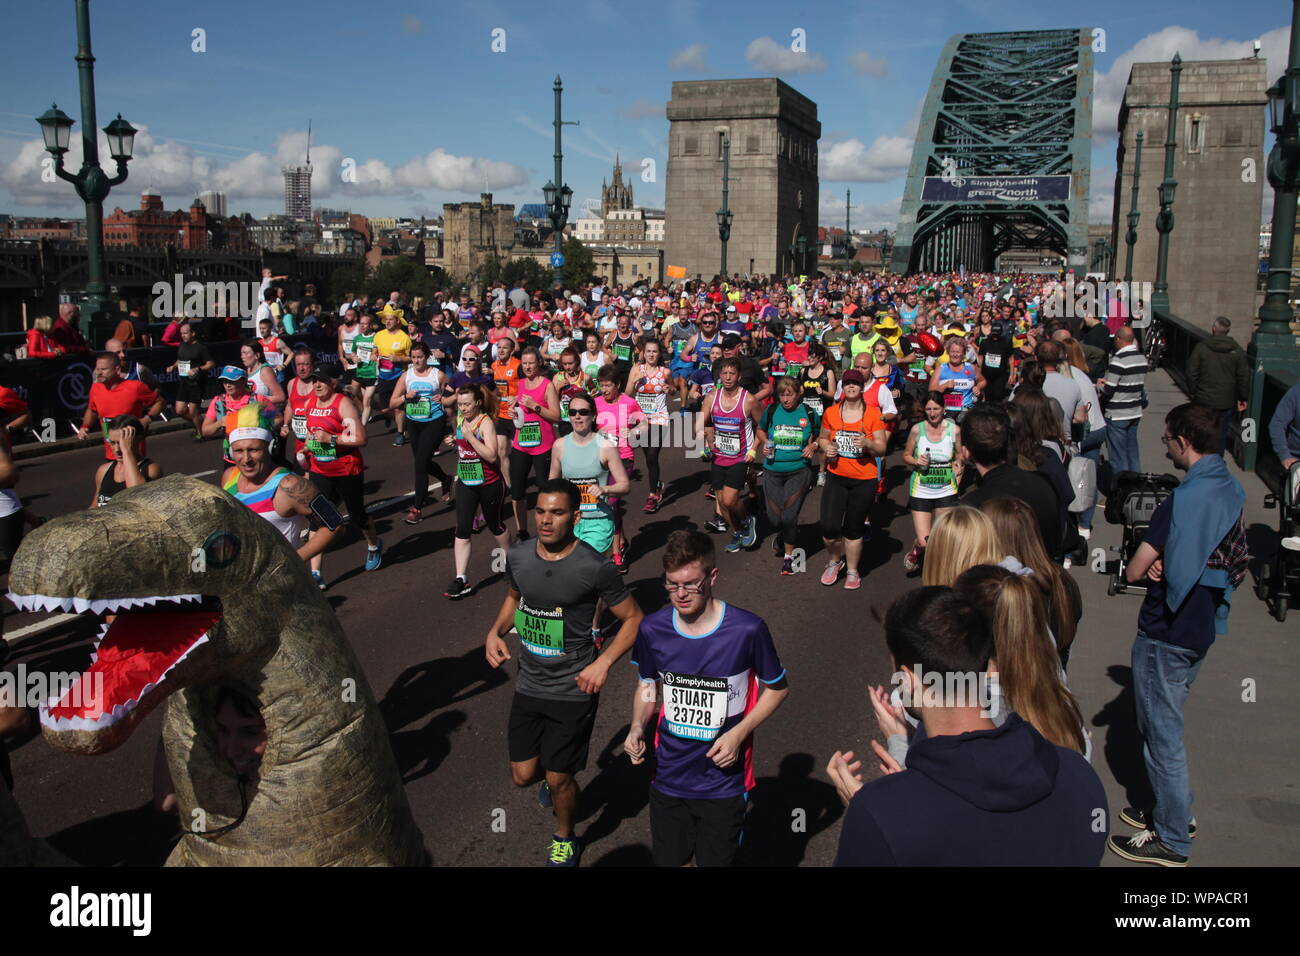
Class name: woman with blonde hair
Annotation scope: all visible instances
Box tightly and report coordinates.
[954,564,1088,756]
[920,505,1002,587]
[25,315,60,358]
[981,496,1082,668]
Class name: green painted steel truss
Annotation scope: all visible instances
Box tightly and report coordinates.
[890,29,1095,274]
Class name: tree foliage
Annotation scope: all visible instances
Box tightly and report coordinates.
[560,237,595,290]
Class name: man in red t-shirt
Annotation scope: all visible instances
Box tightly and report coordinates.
[77,352,163,459]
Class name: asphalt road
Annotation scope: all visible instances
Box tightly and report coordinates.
[4,413,900,867]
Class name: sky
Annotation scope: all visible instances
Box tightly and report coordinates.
[0,0,1290,231]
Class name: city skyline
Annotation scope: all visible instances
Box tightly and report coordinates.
[0,0,1290,230]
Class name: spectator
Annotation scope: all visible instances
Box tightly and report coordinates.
[1035,339,1083,439]
[1076,308,1112,378]
[161,313,185,347]
[25,315,62,358]
[961,403,1064,558]
[1099,325,1148,475]
[828,586,1106,866]
[1007,392,1076,560]
[51,304,90,354]
[981,496,1082,670]
[112,312,138,348]
[1270,381,1300,552]
[1186,316,1249,455]
[919,505,1002,587]
[1108,403,1248,867]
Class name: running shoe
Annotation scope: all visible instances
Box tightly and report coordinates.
[613,547,629,573]
[311,570,326,591]
[704,516,728,533]
[404,506,422,525]
[393,433,408,446]
[538,781,552,809]
[546,835,580,867]
[704,487,717,501]
[364,540,383,571]
[1106,829,1188,867]
[902,545,920,573]
[643,491,662,514]
[820,560,844,586]
[844,570,862,591]
[781,555,795,575]
[741,516,758,548]
[1120,807,1197,838]
[725,531,745,553]
[444,576,474,599]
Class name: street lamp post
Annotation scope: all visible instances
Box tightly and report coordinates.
[1151,53,1182,318]
[542,75,577,294]
[36,0,137,343]
[1124,129,1144,283]
[716,130,733,278]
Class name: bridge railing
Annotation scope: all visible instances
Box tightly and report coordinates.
[1153,309,1298,495]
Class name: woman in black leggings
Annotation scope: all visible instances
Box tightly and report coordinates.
[391,342,453,525]
[445,384,511,600]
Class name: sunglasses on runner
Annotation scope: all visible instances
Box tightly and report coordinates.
[568,407,593,417]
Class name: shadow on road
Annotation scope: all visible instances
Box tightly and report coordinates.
[737,752,842,866]
[576,725,653,852]
[379,647,508,782]
[43,801,180,866]
[1091,664,1153,813]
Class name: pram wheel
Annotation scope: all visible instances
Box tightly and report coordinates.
[1276,595,1288,623]
[1257,566,1271,602]
[1107,574,1117,596]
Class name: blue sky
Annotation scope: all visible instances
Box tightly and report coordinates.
[0,0,1288,229]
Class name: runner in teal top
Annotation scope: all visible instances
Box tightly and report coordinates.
[549,392,630,556]
[757,376,820,574]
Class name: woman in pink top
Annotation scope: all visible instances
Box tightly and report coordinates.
[594,363,645,572]
[509,347,561,537]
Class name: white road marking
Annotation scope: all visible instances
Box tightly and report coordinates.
[364,480,445,514]
[189,469,217,478]
[3,611,82,641]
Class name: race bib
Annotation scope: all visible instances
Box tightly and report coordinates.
[379,357,394,372]
[636,393,658,416]
[909,359,928,376]
[559,395,572,421]
[306,438,336,463]
[984,352,1002,370]
[771,423,804,449]
[829,346,843,362]
[356,343,375,363]
[784,363,803,381]
[835,429,862,458]
[405,399,432,419]
[515,601,565,657]
[613,342,632,362]
[803,396,823,416]
[456,458,484,486]
[291,415,308,439]
[177,360,191,376]
[265,352,284,368]
[573,477,601,513]
[662,672,728,741]
[714,430,741,457]
[921,463,954,487]
[517,421,542,448]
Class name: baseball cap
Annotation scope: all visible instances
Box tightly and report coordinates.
[726,305,737,312]
[218,365,247,381]
[841,369,867,386]
[306,363,339,382]
[720,333,743,350]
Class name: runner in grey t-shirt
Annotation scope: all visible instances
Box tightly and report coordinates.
[484,478,644,866]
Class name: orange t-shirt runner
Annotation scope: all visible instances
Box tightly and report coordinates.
[823,401,883,481]
[492,356,522,421]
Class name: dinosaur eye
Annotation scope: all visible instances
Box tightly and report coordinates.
[202,531,241,570]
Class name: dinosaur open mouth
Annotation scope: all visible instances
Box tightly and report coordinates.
[5,592,223,732]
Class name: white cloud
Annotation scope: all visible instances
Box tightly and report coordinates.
[1089,167,1116,223]
[745,36,827,75]
[669,43,709,71]
[1093,25,1287,141]
[0,126,527,210]
[851,50,888,77]
[819,135,912,182]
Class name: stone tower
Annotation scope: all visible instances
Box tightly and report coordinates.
[1111,58,1267,330]
[601,155,634,217]
[665,78,821,279]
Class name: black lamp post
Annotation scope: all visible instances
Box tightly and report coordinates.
[1150,54,1181,318]
[796,234,809,275]
[716,130,733,277]
[36,0,137,342]
[1123,130,1144,283]
[1254,1,1300,366]
[543,75,577,292]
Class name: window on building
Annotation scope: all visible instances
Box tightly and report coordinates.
[1223,122,1243,146]
[746,135,760,154]
[1187,114,1204,154]
[683,135,699,156]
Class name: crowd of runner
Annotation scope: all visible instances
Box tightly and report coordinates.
[4,265,1293,867]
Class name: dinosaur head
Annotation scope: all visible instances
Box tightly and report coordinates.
[7,474,304,754]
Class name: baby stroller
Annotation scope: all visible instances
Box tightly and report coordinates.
[1259,461,1300,622]
[1105,471,1180,596]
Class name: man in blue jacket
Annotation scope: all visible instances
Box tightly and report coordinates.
[829,586,1107,866]
[1109,403,1248,866]
[1270,382,1300,551]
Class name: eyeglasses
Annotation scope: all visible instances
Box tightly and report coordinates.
[662,576,708,594]
[568,408,593,417]
[1160,434,1179,446]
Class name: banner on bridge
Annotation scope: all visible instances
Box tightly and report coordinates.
[920,175,1072,203]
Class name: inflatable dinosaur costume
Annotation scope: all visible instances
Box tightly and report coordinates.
[5,474,426,866]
